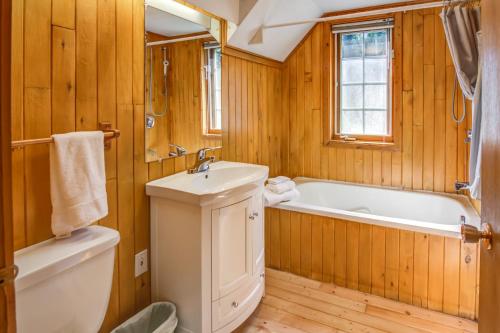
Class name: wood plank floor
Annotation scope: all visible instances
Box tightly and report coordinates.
[235,269,478,333]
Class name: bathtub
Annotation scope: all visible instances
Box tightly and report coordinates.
[275,177,480,239]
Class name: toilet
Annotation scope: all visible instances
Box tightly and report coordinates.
[14,226,120,333]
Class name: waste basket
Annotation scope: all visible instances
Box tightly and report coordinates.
[111,302,178,333]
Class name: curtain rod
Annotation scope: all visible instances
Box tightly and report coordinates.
[271,2,445,29]
[250,1,451,44]
[146,33,212,47]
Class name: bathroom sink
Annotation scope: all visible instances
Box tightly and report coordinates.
[146,161,269,205]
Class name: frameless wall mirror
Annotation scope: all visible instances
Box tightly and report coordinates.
[145,0,223,162]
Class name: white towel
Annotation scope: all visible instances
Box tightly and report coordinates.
[50,131,108,238]
[267,180,296,194]
[264,188,300,207]
[267,176,290,185]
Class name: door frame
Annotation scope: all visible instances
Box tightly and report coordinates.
[0,0,15,332]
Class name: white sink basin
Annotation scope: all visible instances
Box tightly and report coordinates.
[146,161,269,205]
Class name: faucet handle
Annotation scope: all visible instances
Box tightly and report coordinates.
[169,144,187,157]
[196,146,221,160]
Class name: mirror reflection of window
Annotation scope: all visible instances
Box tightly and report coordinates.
[144,0,223,163]
[204,43,222,134]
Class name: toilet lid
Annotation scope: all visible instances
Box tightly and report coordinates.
[14,226,120,291]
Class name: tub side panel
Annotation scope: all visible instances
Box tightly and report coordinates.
[265,209,479,320]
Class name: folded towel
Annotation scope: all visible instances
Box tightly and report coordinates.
[267,180,296,194]
[50,131,108,238]
[267,176,290,185]
[264,188,300,207]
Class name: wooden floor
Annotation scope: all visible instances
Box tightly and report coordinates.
[235,269,478,333]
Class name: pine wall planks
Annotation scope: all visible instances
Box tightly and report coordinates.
[8,0,220,331]
[10,0,479,329]
[11,1,281,330]
[270,8,478,321]
[264,208,480,320]
[281,9,472,192]
[145,39,222,160]
[220,51,282,177]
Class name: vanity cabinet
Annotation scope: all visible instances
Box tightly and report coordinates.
[211,196,265,331]
[146,161,268,333]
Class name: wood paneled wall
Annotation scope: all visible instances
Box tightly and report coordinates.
[281,9,472,192]
[267,9,479,320]
[10,0,478,329]
[11,1,277,330]
[265,208,480,320]
[145,38,221,160]
[9,0,216,331]
[220,50,282,177]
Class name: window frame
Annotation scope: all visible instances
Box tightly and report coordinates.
[203,43,222,136]
[335,28,392,141]
[322,14,402,151]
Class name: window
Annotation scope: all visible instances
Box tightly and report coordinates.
[333,19,394,143]
[204,43,222,134]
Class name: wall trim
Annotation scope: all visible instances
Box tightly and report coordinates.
[222,45,283,68]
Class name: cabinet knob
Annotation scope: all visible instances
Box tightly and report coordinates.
[253,212,259,217]
[232,301,239,308]
[260,273,265,278]
[249,215,255,220]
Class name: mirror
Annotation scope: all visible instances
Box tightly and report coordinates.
[145,0,223,162]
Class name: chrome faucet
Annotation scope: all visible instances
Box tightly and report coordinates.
[187,147,220,174]
[455,181,469,192]
[169,144,187,157]
[187,156,215,174]
[196,146,221,160]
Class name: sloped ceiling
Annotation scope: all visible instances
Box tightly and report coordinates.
[228,0,322,61]
[185,0,240,23]
[146,6,207,37]
[186,0,416,62]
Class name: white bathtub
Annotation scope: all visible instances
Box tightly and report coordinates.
[275,177,480,238]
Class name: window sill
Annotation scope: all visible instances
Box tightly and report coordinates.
[326,139,400,151]
[203,133,222,140]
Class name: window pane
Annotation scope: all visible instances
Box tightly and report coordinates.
[341,59,363,83]
[364,58,387,83]
[364,85,387,109]
[364,30,387,57]
[341,85,363,109]
[341,111,363,134]
[337,28,390,137]
[341,33,363,58]
[364,111,388,135]
[206,46,222,131]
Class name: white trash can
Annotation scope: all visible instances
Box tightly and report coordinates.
[111,302,178,333]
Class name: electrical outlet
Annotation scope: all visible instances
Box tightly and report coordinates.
[135,249,148,277]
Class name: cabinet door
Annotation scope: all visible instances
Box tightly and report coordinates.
[212,198,253,300]
[251,194,265,276]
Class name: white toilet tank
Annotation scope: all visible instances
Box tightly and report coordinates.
[15,226,120,333]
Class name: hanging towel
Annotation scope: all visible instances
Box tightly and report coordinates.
[267,176,290,185]
[264,188,300,207]
[267,180,296,194]
[50,131,108,238]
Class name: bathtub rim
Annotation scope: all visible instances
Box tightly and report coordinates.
[274,177,480,239]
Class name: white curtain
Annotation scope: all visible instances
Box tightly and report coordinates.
[469,32,482,199]
[440,4,482,199]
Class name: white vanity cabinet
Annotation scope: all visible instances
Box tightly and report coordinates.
[146,161,268,333]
